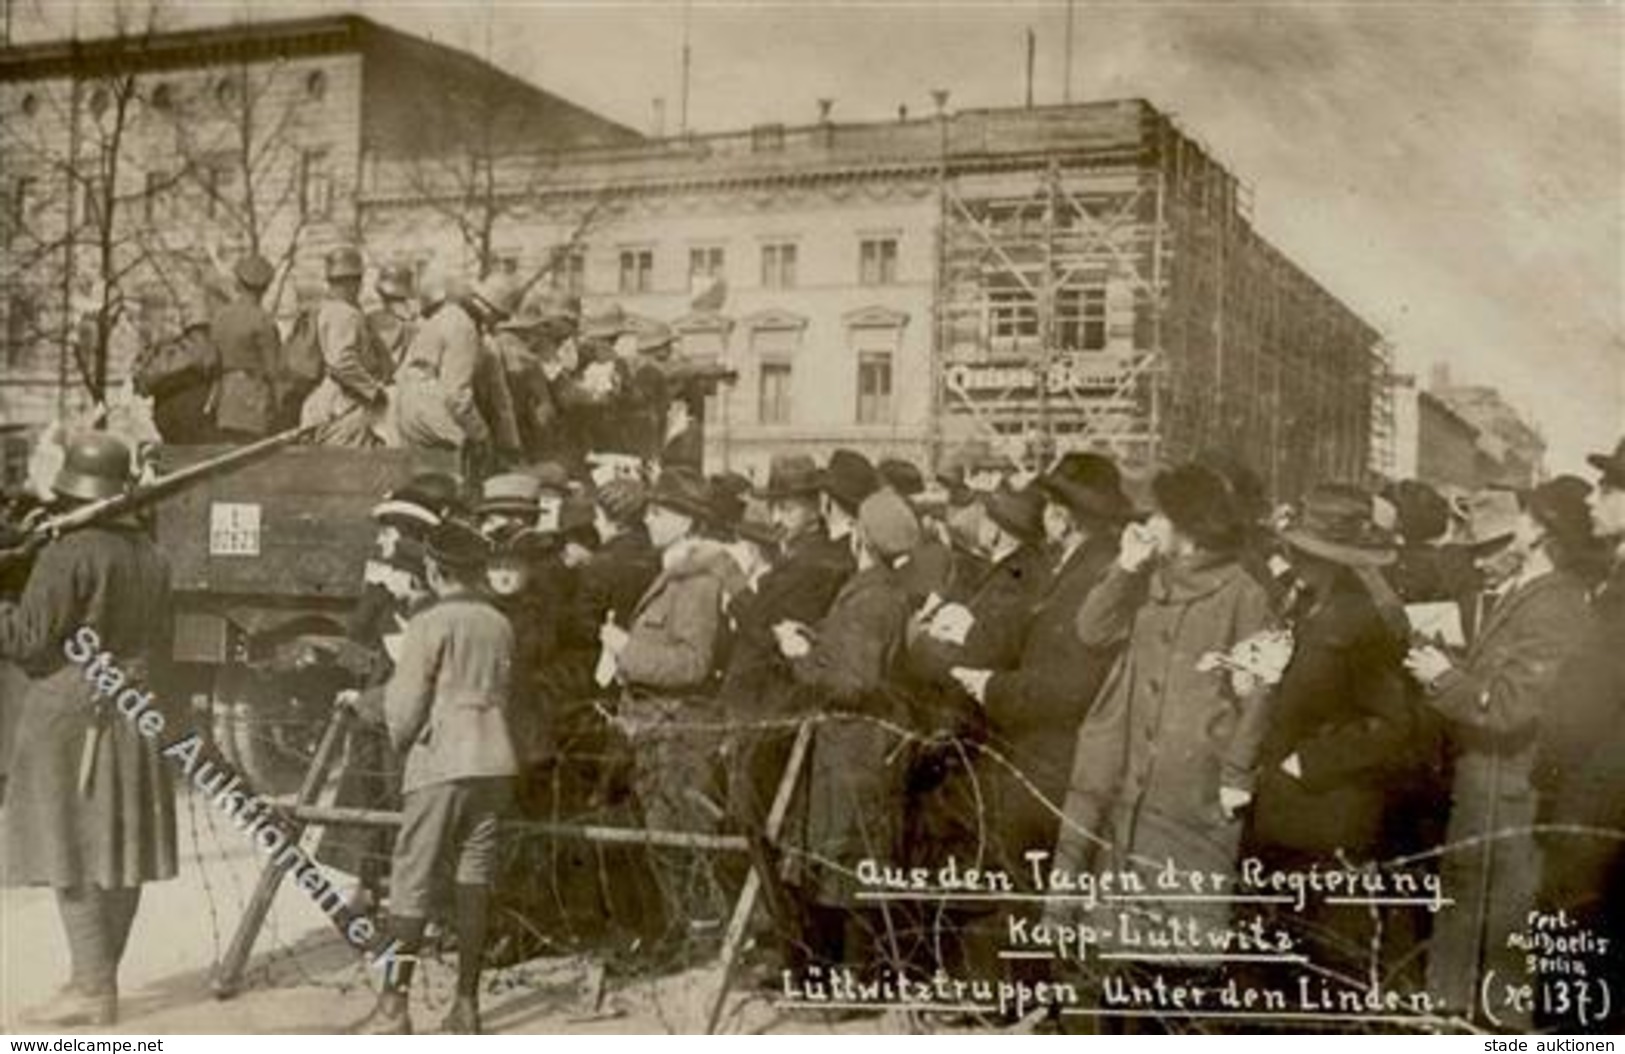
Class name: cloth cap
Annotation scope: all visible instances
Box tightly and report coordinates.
[858,488,921,560]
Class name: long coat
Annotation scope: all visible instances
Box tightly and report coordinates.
[1248,573,1414,861]
[211,294,281,438]
[1534,559,1625,1027]
[1422,567,1590,1023]
[395,301,491,450]
[0,522,178,890]
[134,330,218,444]
[720,526,853,828]
[300,297,390,447]
[784,561,916,906]
[973,532,1119,869]
[1051,554,1277,933]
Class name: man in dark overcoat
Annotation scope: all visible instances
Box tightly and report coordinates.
[1,433,176,1027]
[209,253,281,442]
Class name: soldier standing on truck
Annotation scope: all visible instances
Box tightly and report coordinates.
[366,264,418,378]
[133,294,220,446]
[395,272,513,476]
[300,246,392,447]
[209,253,281,443]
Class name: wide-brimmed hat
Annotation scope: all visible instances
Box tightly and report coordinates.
[983,484,1045,544]
[820,449,881,513]
[736,505,783,550]
[478,473,542,517]
[649,466,713,521]
[858,488,921,560]
[1041,452,1132,522]
[707,471,753,535]
[427,520,491,571]
[637,321,677,357]
[1151,463,1247,553]
[528,461,572,497]
[469,274,520,323]
[1383,479,1451,544]
[760,454,823,500]
[1278,484,1397,568]
[878,457,925,498]
[1525,477,1594,548]
[373,471,464,530]
[580,304,630,341]
[1457,489,1522,554]
[235,254,274,291]
[1587,437,1625,487]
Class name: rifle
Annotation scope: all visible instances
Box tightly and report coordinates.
[29,413,350,543]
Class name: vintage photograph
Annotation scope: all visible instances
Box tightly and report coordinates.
[0,0,1621,1037]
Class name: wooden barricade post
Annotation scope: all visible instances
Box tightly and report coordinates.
[214,706,812,1034]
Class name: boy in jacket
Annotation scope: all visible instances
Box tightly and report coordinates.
[348,520,517,1036]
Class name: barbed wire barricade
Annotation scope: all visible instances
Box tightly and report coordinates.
[185,675,1625,1035]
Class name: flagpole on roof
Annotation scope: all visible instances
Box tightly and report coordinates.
[679,0,692,135]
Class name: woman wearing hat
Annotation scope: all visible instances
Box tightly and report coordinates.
[1407,481,1594,1028]
[1050,463,1277,962]
[1244,484,1416,976]
[1,434,176,1027]
[774,488,922,972]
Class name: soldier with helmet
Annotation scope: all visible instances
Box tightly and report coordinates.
[367,264,419,377]
[300,245,392,447]
[1,433,177,1028]
[209,253,282,443]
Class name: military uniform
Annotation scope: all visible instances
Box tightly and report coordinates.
[211,292,281,440]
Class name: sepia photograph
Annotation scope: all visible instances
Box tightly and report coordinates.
[0,0,1621,1037]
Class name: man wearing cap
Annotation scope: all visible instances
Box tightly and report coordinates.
[475,472,541,542]
[493,291,567,465]
[557,304,633,459]
[619,321,677,461]
[301,245,393,447]
[209,253,281,442]
[346,520,516,1035]
[1404,483,1593,1027]
[2,434,176,1027]
[366,264,418,376]
[133,292,220,445]
[720,455,855,835]
[598,466,746,929]
[1534,440,1625,1031]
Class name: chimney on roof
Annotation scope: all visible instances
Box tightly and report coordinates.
[931,89,950,116]
[817,98,833,123]
[898,104,909,123]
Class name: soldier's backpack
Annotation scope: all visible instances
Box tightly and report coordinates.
[276,308,322,424]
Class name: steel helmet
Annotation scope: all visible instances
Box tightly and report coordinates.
[324,245,364,281]
[54,431,133,502]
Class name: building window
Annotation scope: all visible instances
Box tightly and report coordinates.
[78,179,103,230]
[305,70,328,102]
[857,352,893,424]
[553,250,585,296]
[150,83,174,111]
[215,77,239,107]
[859,237,898,286]
[618,248,653,294]
[1057,286,1107,351]
[988,288,1039,340]
[300,149,332,219]
[200,157,233,219]
[689,245,724,279]
[19,92,39,117]
[758,362,792,424]
[88,88,110,118]
[760,242,797,289]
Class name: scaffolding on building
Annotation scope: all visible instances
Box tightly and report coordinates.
[932,106,1384,502]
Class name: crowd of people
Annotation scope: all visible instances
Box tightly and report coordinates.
[3,248,1623,1037]
[130,245,715,475]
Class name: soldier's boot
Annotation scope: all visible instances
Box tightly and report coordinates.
[349,990,412,1035]
[438,996,481,1035]
[15,985,117,1028]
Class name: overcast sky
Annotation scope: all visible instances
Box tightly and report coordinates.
[15,0,1624,472]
